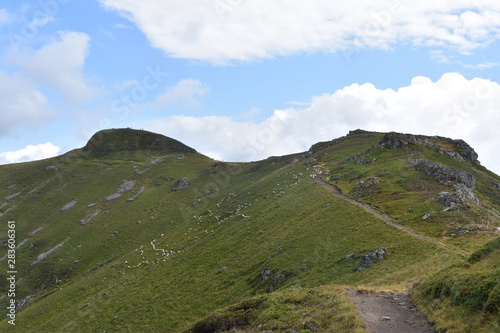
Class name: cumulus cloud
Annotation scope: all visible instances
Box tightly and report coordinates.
[7,31,102,104]
[0,71,56,135]
[0,142,60,165]
[135,73,500,175]
[100,0,500,63]
[156,79,209,109]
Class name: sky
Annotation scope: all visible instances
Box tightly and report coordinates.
[0,0,499,174]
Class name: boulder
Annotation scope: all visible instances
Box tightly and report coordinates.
[357,248,387,272]
[175,178,189,189]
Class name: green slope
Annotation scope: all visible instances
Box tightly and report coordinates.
[0,128,498,332]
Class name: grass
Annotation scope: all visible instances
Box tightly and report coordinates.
[186,285,366,333]
[0,128,499,332]
[412,237,500,333]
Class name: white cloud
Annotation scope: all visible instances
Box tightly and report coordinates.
[0,8,11,26]
[156,79,209,109]
[135,73,500,175]
[7,31,102,104]
[0,71,56,135]
[100,0,500,63]
[0,142,60,165]
[113,23,132,29]
[430,50,499,69]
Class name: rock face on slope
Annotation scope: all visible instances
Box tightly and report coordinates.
[451,139,479,164]
[82,128,197,157]
[379,132,480,164]
[409,159,475,188]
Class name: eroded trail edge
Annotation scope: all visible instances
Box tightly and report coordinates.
[346,289,436,333]
[313,172,466,256]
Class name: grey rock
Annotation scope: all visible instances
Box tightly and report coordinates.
[345,253,355,260]
[15,295,36,312]
[60,200,77,212]
[356,157,377,165]
[422,213,431,220]
[80,210,100,225]
[357,248,387,272]
[266,273,286,293]
[409,159,475,188]
[5,192,22,201]
[452,139,479,164]
[353,177,380,197]
[380,132,409,149]
[175,178,189,189]
[106,180,135,200]
[261,269,273,281]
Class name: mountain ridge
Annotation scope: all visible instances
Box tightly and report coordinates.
[0,128,498,332]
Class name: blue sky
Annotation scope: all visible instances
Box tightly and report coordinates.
[1,0,500,174]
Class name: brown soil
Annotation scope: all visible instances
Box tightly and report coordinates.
[346,289,436,333]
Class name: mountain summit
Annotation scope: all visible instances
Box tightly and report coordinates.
[82,128,197,157]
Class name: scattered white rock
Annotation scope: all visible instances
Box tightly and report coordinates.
[106,180,135,200]
[29,227,43,236]
[31,238,69,265]
[80,210,101,225]
[127,186,145,202]
[5,192,22,201]
[60,200,77,212]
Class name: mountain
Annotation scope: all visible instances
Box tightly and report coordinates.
[0,128,498,332]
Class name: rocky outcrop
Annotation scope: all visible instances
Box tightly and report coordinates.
[260,269,273,281]
[452,139,479,164]
[266,273,286,293]
[31,238,69,265]
[127,186,146,202]
[380,132,480,165]
[357,248,387,272]
[353,177,380,197]
[409,159,475,188]
[380,132,409,149]
[175,178,189,189]
[410,159,479,208]
[60,200,77,212]
[356,156,377,165]
[5,192,22,201]
[438,184,479,209]
[80,210,101,225]
[106,180,135,200]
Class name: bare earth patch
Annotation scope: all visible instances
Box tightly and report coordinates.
[346,289,436,333]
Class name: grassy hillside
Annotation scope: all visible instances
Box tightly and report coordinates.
[413,237,500,333]
[0,128,498,332]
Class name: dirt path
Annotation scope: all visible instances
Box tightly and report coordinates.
[346,289,435,333]
[313,172,466,256]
